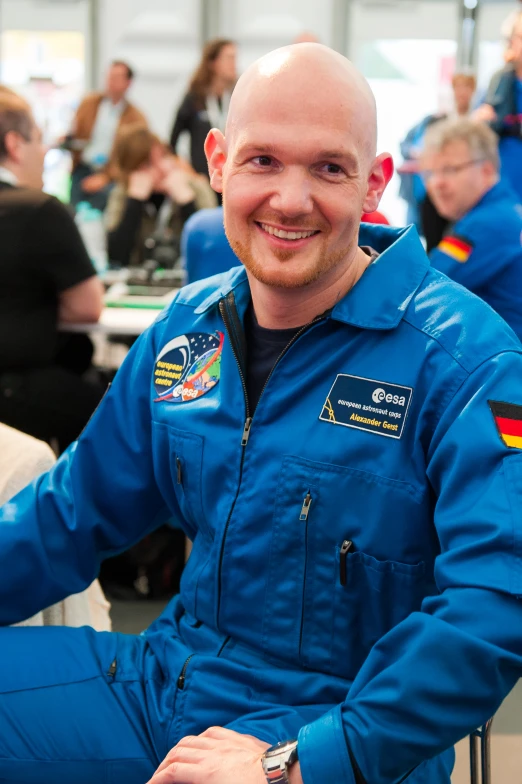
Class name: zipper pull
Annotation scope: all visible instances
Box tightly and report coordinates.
[176,457,182,485]
[299,492,312,522]
[241,417,253,446]
[339,540,353,586]
[107,658,117,678]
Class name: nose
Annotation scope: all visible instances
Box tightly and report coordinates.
[268,166,314,218]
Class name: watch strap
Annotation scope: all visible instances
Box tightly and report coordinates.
[265,772,289,784]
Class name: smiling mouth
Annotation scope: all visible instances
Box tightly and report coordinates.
[256,222,320,241]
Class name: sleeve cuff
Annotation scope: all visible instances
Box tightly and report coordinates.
[297,705,356,784]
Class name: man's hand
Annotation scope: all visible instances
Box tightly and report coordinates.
[81,172,110,193]
[146,726,303,784]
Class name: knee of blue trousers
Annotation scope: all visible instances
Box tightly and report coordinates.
[0,626,159,783]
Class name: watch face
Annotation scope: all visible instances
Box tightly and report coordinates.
[266,740,297,758]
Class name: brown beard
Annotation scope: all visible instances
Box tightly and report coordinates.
[228,234,352,289]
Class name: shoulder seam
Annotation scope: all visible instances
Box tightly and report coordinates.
[402,316,470,373]
[403,311,522,374]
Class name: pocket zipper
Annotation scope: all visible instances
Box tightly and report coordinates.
[299,491,312,522]
[339,540,354,586]
[176,457,182,485]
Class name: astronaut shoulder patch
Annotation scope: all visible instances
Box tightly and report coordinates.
[319,374,413,439]
[154,331,223,403]
[489,400,522,449]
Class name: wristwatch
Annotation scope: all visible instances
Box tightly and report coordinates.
[261,739,299,783]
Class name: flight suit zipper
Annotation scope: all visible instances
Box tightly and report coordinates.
[177,653,194,690]
[217,293,327,626]
[298,491,313,658]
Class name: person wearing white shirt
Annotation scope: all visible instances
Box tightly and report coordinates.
[67,61,147,211]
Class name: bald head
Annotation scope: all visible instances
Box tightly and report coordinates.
[226,43,377,161]
[204,43,391,295]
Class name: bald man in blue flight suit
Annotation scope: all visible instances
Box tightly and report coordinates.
[425,117,522,341]
[2,44,522,784]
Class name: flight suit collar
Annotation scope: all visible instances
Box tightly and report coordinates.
[195,223,429,331]
[331,223,429,330]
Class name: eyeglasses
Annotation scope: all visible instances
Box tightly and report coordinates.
[422,159,486,181]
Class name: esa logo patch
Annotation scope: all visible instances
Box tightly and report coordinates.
[320,374,413,439]
[154,331,223,403]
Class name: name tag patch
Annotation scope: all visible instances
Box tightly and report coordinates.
[320,374,413,439]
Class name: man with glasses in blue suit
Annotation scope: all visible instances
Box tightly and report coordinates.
[426,118,522,341]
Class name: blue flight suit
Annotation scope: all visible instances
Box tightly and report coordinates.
[430,180,522,341]
[2,224,522,784]
[181,206,240,284]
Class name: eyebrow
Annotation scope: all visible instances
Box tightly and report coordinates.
[236,144,359,168]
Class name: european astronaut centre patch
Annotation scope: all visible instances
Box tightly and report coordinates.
[319,374,413,439]
[154,331,224,403]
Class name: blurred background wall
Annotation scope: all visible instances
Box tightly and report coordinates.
[0,0,513,224]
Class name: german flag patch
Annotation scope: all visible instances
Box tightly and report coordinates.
[437,235,473,263]
[489,400,522,448]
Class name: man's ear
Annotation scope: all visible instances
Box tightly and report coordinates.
[204,129,227,194]
[3,130,23,165]
[362,152,394,214]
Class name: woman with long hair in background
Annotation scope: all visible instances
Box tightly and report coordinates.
[169,38,237,178]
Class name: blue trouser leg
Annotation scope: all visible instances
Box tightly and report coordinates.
[0,626,169,784]
[0,622,454,784]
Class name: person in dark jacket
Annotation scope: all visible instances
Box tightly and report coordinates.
[474,11,522,200]
[169,38,237,177]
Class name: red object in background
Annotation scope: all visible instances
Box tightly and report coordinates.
[362,210,390,225]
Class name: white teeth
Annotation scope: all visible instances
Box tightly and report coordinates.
[260,223,316,240]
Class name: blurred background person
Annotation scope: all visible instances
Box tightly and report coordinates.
[169,38,237,178]
[0,89,106,452]
[424,118,522,341]
[474,11,522,202]
[67,60,146,211]
[181,206,239,285]
[398,71,476,249]
[106,124,216,268]
[501,0,522,55]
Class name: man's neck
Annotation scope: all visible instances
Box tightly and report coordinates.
[247,246,372,329]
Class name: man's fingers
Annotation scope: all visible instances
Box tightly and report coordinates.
[147,761,199,784]
[153,737,198,774]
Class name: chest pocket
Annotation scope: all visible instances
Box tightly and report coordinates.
[151,422,208,540]
[263,455,431,680]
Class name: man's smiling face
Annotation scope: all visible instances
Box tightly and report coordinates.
[206,45,388,290]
